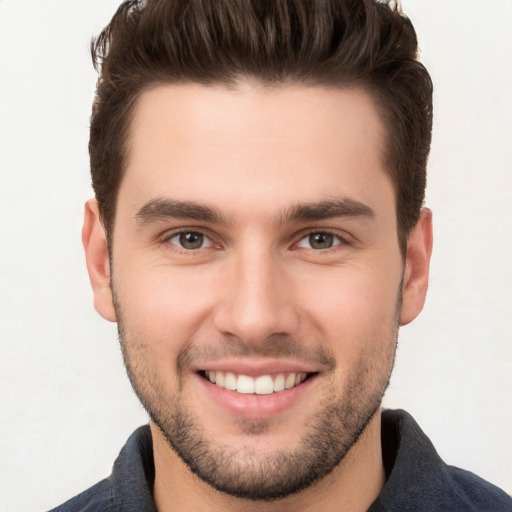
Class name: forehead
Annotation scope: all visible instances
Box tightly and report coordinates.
[120,83,393,219]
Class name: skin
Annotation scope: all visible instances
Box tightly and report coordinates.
[83,83,433,512]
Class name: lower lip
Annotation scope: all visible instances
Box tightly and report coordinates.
[197,374,317,419]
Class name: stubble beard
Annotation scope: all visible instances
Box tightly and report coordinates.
[114,297,400,501]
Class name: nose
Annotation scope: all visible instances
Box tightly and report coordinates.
[213,246,299,347]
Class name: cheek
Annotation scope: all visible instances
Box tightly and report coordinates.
[294,263,401,356]
[113,263,218,351]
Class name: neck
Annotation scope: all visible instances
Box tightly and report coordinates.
[151,411,385,512]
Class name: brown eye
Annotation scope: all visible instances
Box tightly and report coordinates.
[297,232,342,250]
[169,231,212,250]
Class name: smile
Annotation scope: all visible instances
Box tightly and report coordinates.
[202,370,310,395]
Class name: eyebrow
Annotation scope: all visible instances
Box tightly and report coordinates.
[135,197,375,227]
[135,198,229,225]
[277,198,375,225]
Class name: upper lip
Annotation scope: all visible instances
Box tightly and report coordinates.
[195,358,319,377]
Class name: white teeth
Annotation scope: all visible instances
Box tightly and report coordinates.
[237,375,255,394]
[224,372,237,391]
[215,371,225,387]
[285,374,296,389]
[205,371,309,394]
[295,372,307,385]
[255,375,274,395]
[273,374,285,392]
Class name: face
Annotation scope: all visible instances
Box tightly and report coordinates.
[85,84,430,500]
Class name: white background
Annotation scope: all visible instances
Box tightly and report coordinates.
[1,1,511,510]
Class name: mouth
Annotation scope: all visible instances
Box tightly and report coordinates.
[199,370,315,395]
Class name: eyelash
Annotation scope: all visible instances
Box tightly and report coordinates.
[159,228,350,253]
[295,230,348,251]
[160,229,218,253]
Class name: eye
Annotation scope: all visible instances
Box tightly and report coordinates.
[297,232,343,250]
[168,231,213,250]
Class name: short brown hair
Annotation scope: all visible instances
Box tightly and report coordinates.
[90,0,433,254]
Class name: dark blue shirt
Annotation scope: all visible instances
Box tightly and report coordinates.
[48,410,512,511]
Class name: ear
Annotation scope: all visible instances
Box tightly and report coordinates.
[82,199,116,322]
[400,208,433,326]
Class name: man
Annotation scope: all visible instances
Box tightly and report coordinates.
[49,0,512,510]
